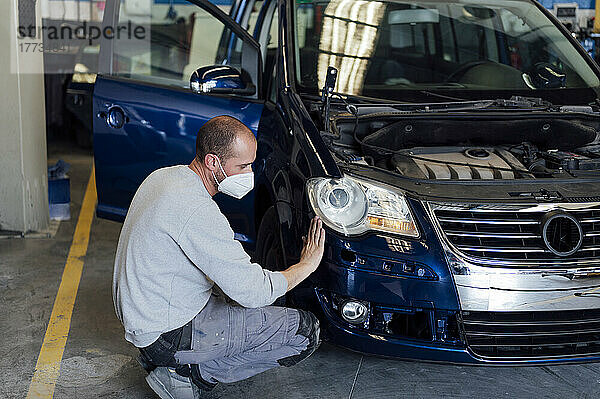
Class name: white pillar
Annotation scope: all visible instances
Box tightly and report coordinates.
[0,0,49,233]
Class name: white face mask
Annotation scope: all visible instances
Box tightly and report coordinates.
[212,157,254,199]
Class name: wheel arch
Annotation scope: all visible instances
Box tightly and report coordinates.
[253,181,301,269]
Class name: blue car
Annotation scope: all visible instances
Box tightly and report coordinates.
[93,0,600,364]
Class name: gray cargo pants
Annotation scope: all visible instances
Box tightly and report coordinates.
[171,293,320,385]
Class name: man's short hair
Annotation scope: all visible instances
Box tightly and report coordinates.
[195,115,252,162]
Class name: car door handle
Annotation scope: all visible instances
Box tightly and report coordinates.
[104,106,127,129]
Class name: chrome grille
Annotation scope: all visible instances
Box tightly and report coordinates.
[462,310,600,359]
[430,203,600,263]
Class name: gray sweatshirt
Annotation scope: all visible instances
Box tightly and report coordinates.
[112,165,288,348]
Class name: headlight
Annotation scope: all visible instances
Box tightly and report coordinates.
[306,175,419,237]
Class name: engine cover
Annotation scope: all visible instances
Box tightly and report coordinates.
[391,147,527,180]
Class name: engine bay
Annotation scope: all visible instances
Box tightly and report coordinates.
[328,112,600,180]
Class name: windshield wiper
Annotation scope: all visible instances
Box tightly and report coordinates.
[315,96,549,115]
[490,97,597,114]
[311,77,587,115]
[383,96,555,113]
[492,96,553,109]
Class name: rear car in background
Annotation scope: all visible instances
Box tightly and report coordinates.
[93,0,600,364]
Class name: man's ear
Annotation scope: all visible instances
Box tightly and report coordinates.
[203,153,219,172]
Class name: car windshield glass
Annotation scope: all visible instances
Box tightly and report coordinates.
[293,0,600,101]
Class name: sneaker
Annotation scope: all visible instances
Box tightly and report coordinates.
[145,367,203,399]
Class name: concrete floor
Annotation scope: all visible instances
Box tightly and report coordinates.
[3,145,600,398]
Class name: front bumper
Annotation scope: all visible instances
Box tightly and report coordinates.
[303,196,600,364]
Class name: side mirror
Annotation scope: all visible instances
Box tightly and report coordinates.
[190,65,256,95]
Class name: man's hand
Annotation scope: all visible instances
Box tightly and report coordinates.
[300,216,325,272]
[281,216,326,292]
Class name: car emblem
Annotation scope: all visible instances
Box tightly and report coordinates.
[541,212,583,257]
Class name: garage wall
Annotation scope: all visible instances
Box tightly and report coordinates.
[0,0,49,233]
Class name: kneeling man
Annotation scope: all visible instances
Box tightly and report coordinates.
[113,115,325,398]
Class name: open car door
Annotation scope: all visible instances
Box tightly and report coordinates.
[93,0,263,231]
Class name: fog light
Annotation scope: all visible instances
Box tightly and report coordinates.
[341,300,369,324]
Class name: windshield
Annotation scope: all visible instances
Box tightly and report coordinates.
[293,0,600,101]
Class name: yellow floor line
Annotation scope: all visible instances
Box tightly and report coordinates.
[26,167,97,399]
